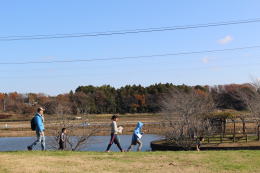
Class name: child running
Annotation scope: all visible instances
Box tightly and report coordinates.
[59,128,67,150]
[127,122,143,152]
[105,115,124,152]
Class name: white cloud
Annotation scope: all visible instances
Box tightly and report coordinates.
[47,68,56,73]
[244,53,252,57]
[218,35,233,45]
[202,57,209,64]
[211,66,221,71]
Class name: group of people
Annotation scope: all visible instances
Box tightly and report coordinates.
[27,107,144,152]
[105,115,143,152]
[27,107,203,152]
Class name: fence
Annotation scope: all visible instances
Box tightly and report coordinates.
[206,119,260,144]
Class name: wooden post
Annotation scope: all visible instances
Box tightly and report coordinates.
[223,119,226,137]
[242,120,246,135]
[257,125,260,141]
[242,119,247,143]
[233,120,236,143]
[220,121,223,143]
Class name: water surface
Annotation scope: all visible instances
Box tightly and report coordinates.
[0,134,162,152]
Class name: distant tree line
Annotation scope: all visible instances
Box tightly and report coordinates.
[0,83,256,116]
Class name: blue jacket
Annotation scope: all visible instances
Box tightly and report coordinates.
[35,113,44,132]
[132,122,143,141]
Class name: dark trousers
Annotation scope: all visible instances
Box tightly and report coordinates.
[59,141,65,150]
[106,133,123,151]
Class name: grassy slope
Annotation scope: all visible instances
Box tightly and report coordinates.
[0,151,260,173]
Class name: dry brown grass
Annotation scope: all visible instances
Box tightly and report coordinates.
[0,151,260,173]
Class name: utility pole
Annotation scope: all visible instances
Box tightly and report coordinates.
[3,94,7,112]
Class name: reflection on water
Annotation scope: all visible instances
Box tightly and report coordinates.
[0,134,162,152]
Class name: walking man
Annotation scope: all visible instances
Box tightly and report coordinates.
[27,107,46,151]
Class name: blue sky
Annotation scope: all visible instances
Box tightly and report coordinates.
[1,1,260,95]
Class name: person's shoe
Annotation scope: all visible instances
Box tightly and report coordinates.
[105,150,110,152]
[27,146,32,151]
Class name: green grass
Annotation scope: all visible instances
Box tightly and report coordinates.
[0,150,260,173]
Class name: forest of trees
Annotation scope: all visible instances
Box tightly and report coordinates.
[0,83,255,115]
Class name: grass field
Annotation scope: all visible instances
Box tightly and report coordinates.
[0,150,260,173]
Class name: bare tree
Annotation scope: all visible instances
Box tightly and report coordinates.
[235,79,260,140]
[47,109,101,151]
[161,88,215,149]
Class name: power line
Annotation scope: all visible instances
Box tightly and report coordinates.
[1,61,260,79]
[1,45,260,65]
[1,18,260,41]
[0,53,251,73]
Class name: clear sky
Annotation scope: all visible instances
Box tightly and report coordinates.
[1,0,260,95]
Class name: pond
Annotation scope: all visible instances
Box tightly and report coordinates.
[0,134,162,152]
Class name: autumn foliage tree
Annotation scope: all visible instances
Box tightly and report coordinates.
[2,83,260,116]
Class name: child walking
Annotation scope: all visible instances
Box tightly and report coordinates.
[59,128,67,150]
[105,115,124,152]
[127,122,143,152]
[196,136,204,152]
